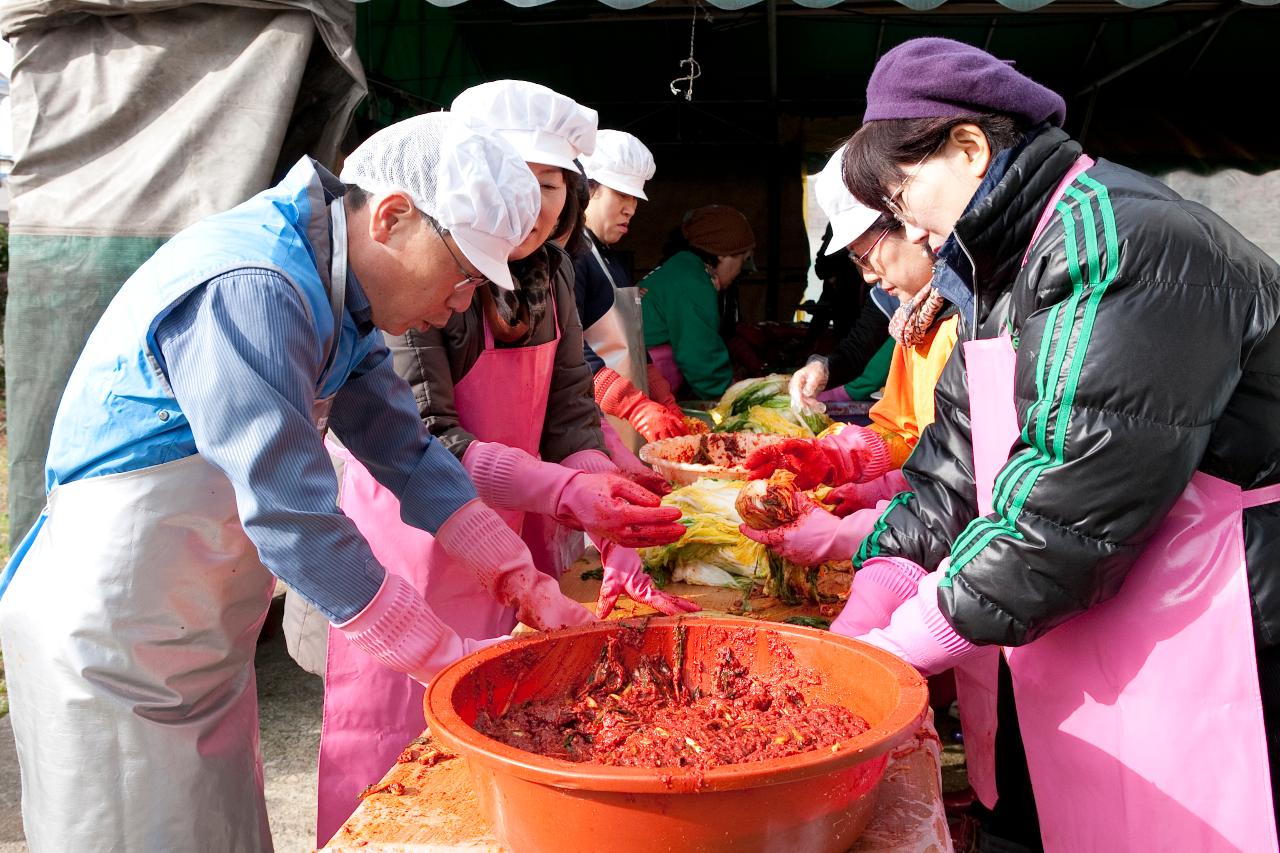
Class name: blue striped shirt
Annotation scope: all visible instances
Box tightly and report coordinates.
[154,268,477,623]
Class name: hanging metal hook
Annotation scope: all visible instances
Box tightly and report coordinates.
[670,0,708,102]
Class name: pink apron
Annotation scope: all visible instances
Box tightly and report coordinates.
[314,302,559,844]
[957,155,1279,851]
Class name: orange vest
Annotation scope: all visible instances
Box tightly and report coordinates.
[866,315,959,468]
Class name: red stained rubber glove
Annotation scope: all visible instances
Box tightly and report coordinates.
[463,441,681,546]
[557,474,685,548]
[595,540,700,619]
[646,362,679,408]
[738,492,882,566]
[745,425,892,490]
[828,469,910,517]
[595,367,689,443]
[600,419,671,496]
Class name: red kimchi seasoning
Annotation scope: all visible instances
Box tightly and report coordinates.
[474,634,869,770]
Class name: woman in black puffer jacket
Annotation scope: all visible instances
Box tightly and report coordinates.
[778,38,1280,853]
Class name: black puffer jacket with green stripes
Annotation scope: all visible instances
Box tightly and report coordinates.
[857,126,1280,650]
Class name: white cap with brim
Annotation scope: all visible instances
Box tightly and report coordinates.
[452,80,598,172]
[340,111,540,291]
[580,129,656,201]
[816,144,880,257]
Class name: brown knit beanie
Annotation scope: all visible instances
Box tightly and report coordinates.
[681,205,756,256]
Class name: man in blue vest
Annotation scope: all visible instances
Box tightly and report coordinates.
[0,113,676,851]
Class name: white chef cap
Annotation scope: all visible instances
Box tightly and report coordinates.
[451,80,598,172]
[579,129,656,201]
[340,111,540,291]
[815,144,881,257]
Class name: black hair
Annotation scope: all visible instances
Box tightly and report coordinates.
[556,168,589,258]
[841,114,1027,217]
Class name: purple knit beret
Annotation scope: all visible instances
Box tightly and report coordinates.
[864,37,1066,128]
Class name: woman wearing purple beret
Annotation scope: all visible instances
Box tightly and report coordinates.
[786,36,1280,853]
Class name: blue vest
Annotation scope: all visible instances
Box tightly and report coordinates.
[44,157,379,492]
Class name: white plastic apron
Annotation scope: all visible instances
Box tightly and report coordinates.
[0,455,277,852]
[956,157,1279,851]
[582,235,649,451]
[0,199,351,853]
[315,298,559,844]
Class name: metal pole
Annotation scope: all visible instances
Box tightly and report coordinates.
[1076,5,1238,97]
[765,0,781,322]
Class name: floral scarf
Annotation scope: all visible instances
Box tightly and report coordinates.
[888,284,947,348]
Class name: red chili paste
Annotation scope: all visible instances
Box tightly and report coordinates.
[474,635,869,770]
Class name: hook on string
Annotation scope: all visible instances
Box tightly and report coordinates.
[670,1,709,102]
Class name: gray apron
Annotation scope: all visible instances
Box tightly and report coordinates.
[581,235,650,451]
[0,200,349,853]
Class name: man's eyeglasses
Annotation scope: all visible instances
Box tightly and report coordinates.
[850,217,899,275]
[436,228,489,292]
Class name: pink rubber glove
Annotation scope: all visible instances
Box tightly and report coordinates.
[595,540,700,619]
[828,469,910,517]
[739,493,882,566]
[600,419,672,495]
[744,425,892,489]
[435,498,596,631]
[829,557,928,638]
[463,441,683,548]
[855,569,982,677]
[337,572,506,685]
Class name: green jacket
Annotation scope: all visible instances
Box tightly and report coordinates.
[640,250,733,399]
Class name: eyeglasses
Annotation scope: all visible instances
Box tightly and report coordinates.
[881,144,941,225]
[850,217,898,275]
[436,228,489,292]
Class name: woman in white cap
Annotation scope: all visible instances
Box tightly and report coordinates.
[574,129,692,454]
[314,83,697,843]
[0,112,587,852]
[740,144,955,564]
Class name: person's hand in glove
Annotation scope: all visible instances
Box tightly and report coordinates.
[828,557,927,637]
[595,367,689,443]
[595,540,700,619]
[739,491,882,566]
[789,357,830,415]
[599,419,672,496]
[434,499,598,631]
[464,441,684,548]
[854,567,983,677]
[745,424,892,490]
[646,363,687,422]
[828,470,910,517]
[337,572,510,685]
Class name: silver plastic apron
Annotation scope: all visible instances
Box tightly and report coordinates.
[0,200,349,853]
[581,234,649,451]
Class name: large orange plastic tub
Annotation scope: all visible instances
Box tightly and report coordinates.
[424,617,928,853]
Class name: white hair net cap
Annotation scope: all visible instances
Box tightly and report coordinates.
[579,129,656,201]
[816,144,880,257]
[451,80,598,172]
[340,111,539,291]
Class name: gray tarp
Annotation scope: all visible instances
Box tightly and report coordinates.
[2,0,365,540]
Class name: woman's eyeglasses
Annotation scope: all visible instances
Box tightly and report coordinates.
[850,216,900,274]
[881,141,944,225]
